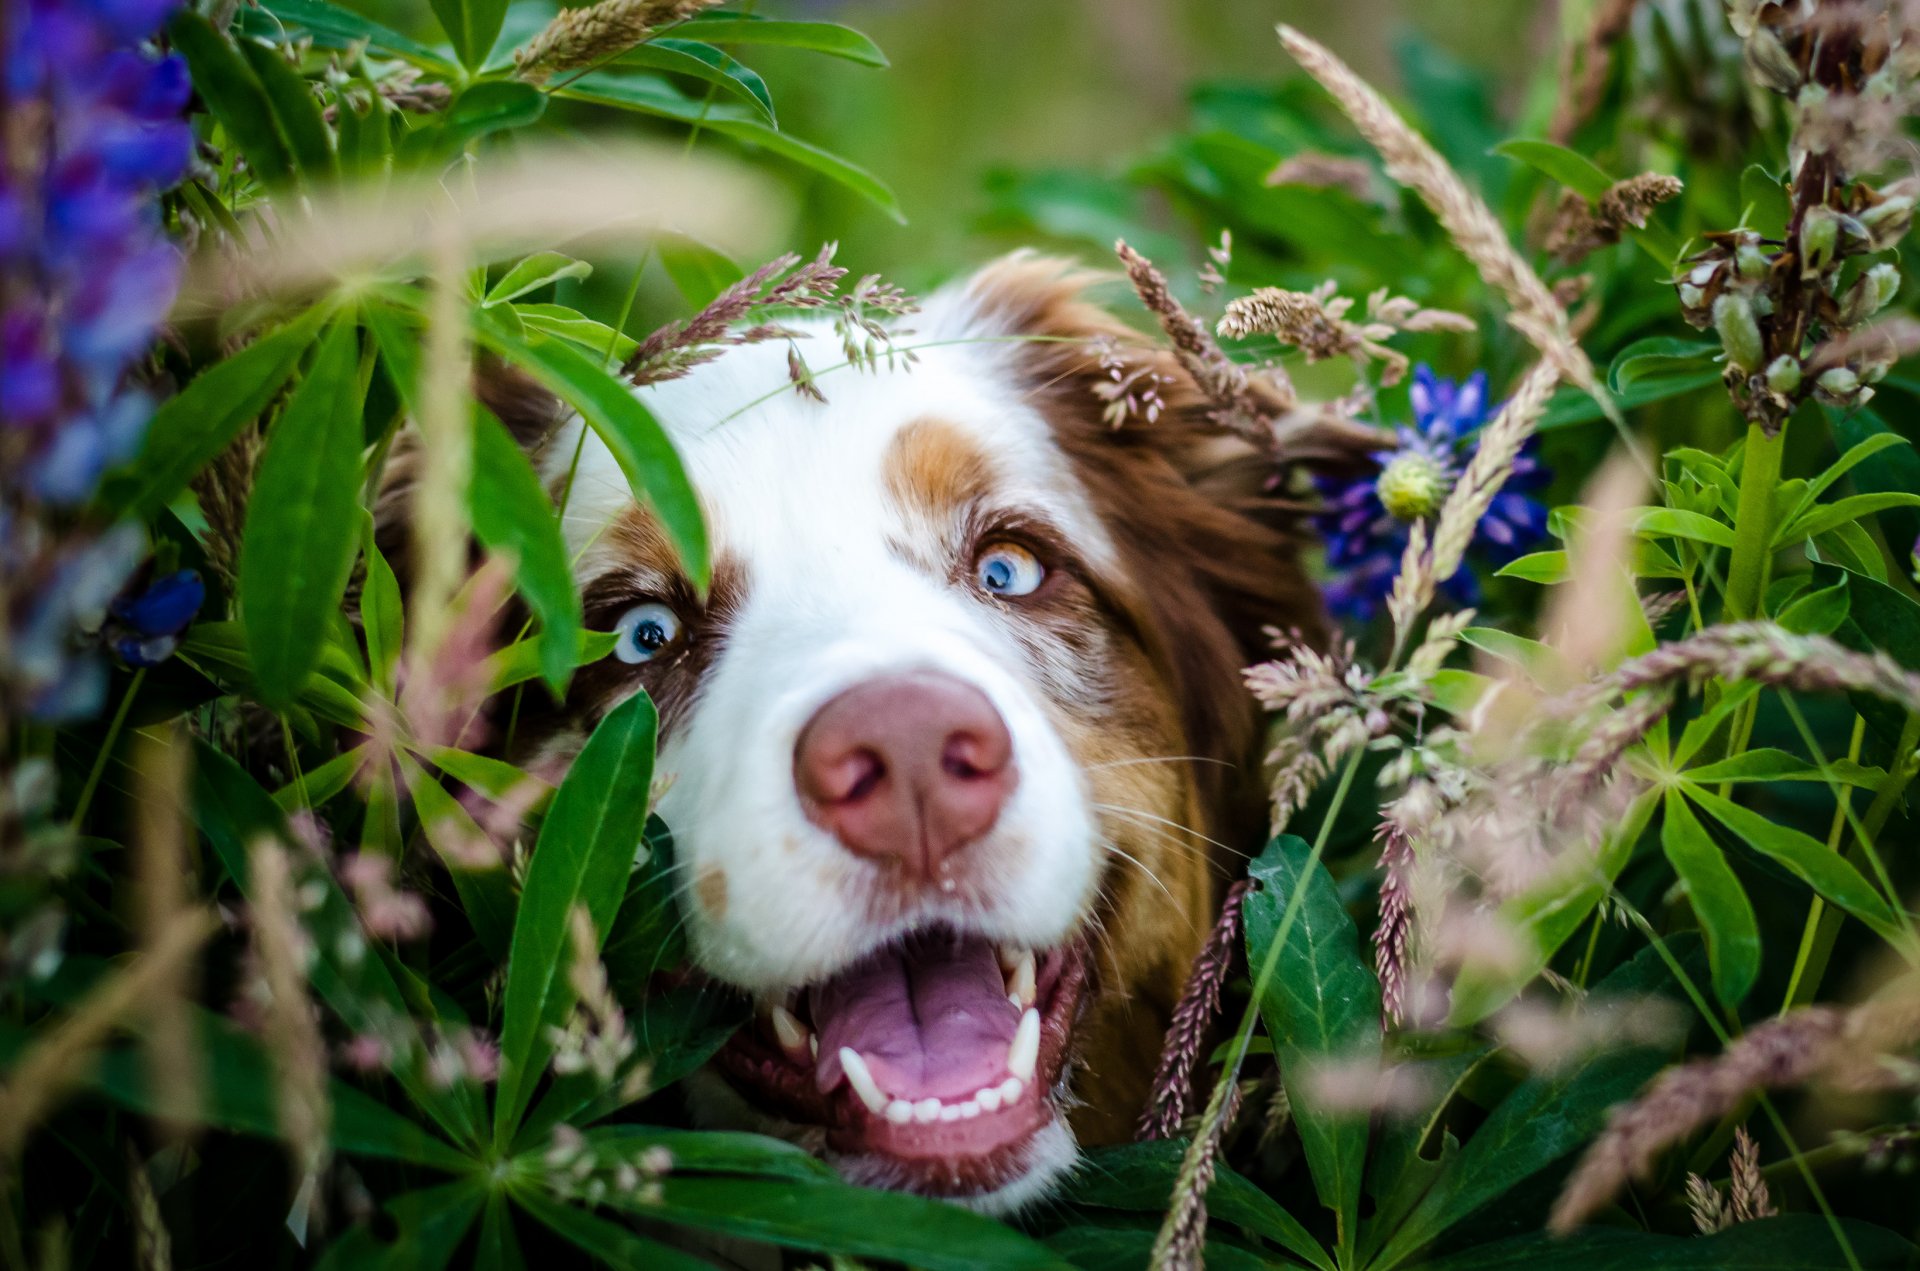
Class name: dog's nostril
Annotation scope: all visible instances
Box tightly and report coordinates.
[843,750,886,802]
[941,730,1003,781]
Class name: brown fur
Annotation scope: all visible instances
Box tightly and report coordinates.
[958,256,1333,1143]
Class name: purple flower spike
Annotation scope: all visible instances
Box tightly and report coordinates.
[1313,364,1551,622]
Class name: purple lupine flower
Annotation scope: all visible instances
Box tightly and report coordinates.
[1315,365,1549,621]
[3,0,191,719]
[107,567,203,666]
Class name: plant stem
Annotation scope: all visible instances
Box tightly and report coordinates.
[1781,716,1866,1011]
[69,669,145,831]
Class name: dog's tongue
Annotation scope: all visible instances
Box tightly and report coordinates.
[813,931,1021,1101]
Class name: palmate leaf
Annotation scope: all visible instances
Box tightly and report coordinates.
[239,318,367,709]
[475,1196,528,1271]
[1659,789,1760,1005]
[619,39,778,125]
[1423,1215,1914,1270]
[1369,939,1702,1271]
[1057,1139,1332,1270]
[235,37,337,183]
[1243,834,1381,1262]
[429,0,506,70]
[1682,783,1900,939]
[658,234,745,307]
[493,689,659,1144]
[484,252,594,305]
[401,756,518,960]
[679,14,890,67]
[252,0,458,73]
[169,13,297,187]
[512,1190,713,1270]
[315,1180,487,1271]
[469,406,583,691]
[1493,139,1681,265]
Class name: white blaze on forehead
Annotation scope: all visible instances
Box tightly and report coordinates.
[541,298,1111,990]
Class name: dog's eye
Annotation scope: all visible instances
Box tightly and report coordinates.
[612,602,682,664]
[975,542,1045,598]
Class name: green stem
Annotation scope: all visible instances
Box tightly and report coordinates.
[1787,710,1920,1008]
[1724,422,1785,623]
[69,669,145,831]
[1781,716,1867,1011]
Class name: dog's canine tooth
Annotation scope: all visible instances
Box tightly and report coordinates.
[997,1076,1024,1104]
[839,1048,888,1115]
[1007,1007,1040,1082]
[1006,949,1036,1007]
[884,1099,914,1125]
[769,1004,811,1062]
[975,1084,1003,1112]
[912,1098,941,1124]
[997,946,1026,975]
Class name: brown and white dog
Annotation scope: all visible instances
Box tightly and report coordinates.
[481,256,1333,1211]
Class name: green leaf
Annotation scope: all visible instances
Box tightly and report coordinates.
[272,743,368,810]
[475,1195,527,1271]
[558,74,904,222]
[1635,507,1737,549]
[658,234,744,307]
[109,307,328,520]
[614,1177,1070,1270]
[1059,1139,1333,1271]
[1492,549,1568,584]
[1778,491,1920,547]
[1683,747,1884,787]
[179,623,366,728]
[429,0,506,70]
[1607,337,1719,394]
[90,1013,469,1171]
[402,757,518,960]
[253,0,458,72]
[1539,372,1720,430]
[1244,834,1380,1259]
[169,13,296,187]
[470,407,582,690]
[315,1181,485,1271]
[493,690,659,1143]
[678,15,889,67]
[1739,163,1792,238]
[426,748,551,802]
[1684,785,1900,939]
[236,38,336,183]
[1458,627,1573,685]
[362,524,404,696]
[1493,141,1678,263]
[579,1125,833,1181]
[485,252,593,305]
[1423,1215,1914,1270]
[1776,578,1850,635]
[401,81,546,164]
[193,743,486,1147]
[620,39,776,125]
[486,630,618,695]
[1659,789,1760,1005]
[510,303,638,361]
[1373,941,1696,1270]
[512,1190,713,1270]
[476,310,709,590]
[1829,405,1920,560]
[239,319,367,708]
[1494,138,1614,199]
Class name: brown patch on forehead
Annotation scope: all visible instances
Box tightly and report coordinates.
[882,416,998,523]
[603,500,695,585]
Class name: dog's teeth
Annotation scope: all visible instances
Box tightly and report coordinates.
[975,1085,1003,1112]
[1006,949,1036,1007]
[997,1076,1024,1105]
[1007,1007,1040,1083]
[939,1103,964,1123]
[769,1004,811,1061]
[997,945,1025,975]
[912,1098,941,1124]
[809,1035,819,1059]
[839,1048,888,1115]
[957,1100,981,1119]
[885,1099,914,1125]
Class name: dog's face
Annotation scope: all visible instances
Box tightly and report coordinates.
[527,258,1320,1210]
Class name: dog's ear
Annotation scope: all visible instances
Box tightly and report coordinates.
[943,253,1360,832]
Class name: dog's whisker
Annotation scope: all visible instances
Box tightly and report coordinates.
[1085,755,1236,771]
[1091,801,1250,861]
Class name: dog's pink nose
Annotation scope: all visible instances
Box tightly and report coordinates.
[794,671,1016,877]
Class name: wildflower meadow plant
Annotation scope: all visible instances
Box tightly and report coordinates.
[5,1,1920,1269]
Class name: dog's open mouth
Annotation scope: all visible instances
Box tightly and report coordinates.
[711,928,1087,1197]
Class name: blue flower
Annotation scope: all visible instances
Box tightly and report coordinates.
[1314,365,1549,622]
[108,567,204,667]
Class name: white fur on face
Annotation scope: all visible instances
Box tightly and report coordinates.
[542,291,1118,993]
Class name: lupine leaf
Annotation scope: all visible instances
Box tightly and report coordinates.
[169,13,297,187]
[469,407,582,690]
[1244,834,1381,1260]
[485,253,594,306]
[236,37,336,183]
[678,15,889,67]
[429,0,506,70]
[1684,785,1900,939]
[314,1181,485,1271]
[619,40,777,124]
[240,319,367,708]
[1659,789,1760,1005]
[493,690,659,1143]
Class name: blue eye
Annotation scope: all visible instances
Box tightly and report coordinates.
[613,602,682,664]
[976,542,1045,598]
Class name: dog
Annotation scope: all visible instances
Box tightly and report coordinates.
[466,255,1337,1211]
